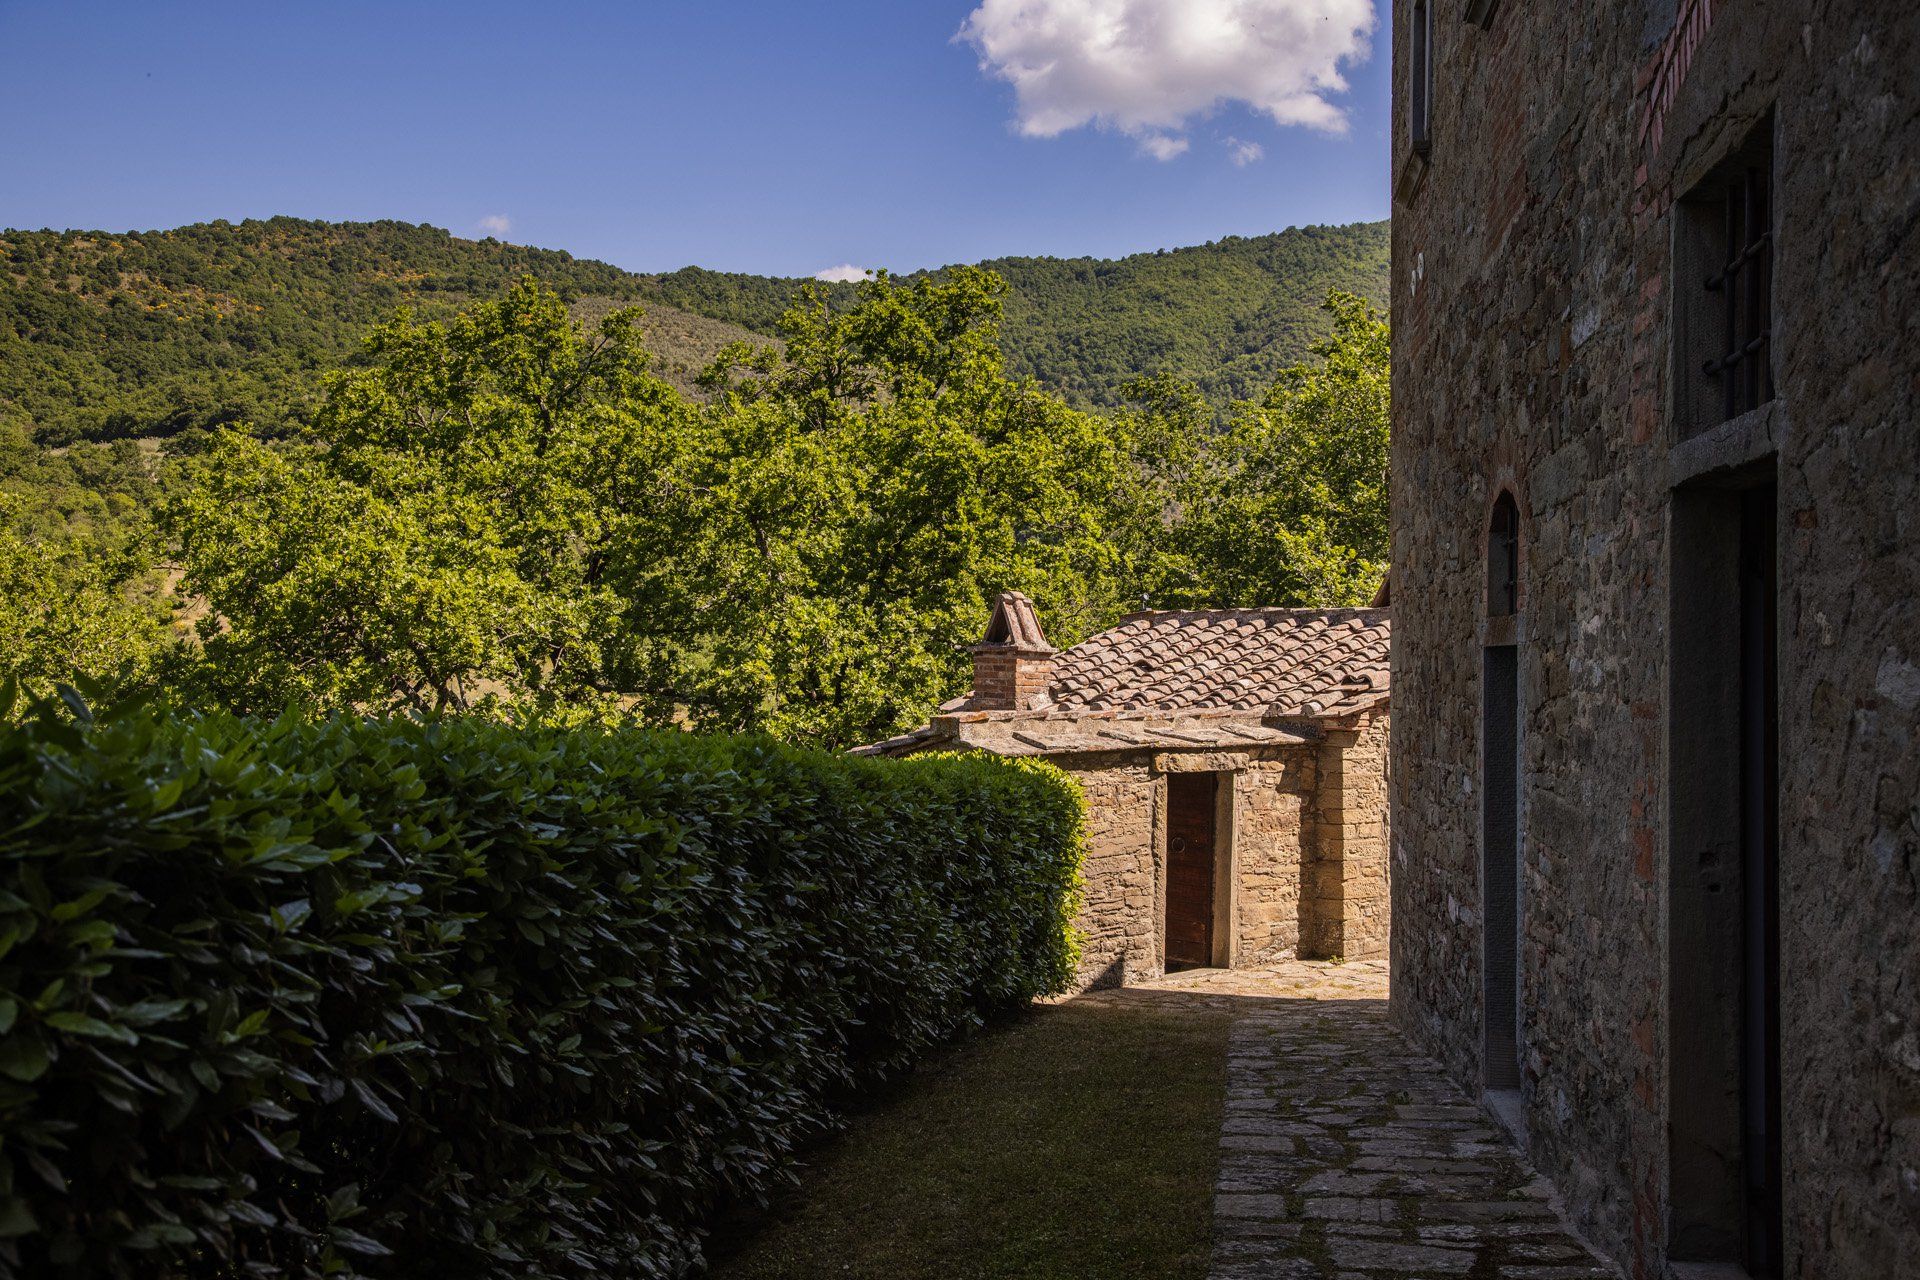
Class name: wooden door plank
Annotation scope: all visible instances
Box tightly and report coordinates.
[1166,773,1216,968]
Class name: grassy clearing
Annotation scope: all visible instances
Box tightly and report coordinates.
[709,991,1231,1280]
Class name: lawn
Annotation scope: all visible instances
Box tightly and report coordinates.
[708,990,1231,1280]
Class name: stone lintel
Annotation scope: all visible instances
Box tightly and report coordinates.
[1153,751,1251,774]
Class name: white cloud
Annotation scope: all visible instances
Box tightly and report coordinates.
[1137,132,1190,161]
[958,0,1375,157]
[1226,136,1266,166]
[814,264,875,283]
[477,214,512,237]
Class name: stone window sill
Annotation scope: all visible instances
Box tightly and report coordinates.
[1670,400,1787,488]
[1480,614,1521,648]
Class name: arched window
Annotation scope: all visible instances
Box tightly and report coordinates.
[1488,492,1519,617]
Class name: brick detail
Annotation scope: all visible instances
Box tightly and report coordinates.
[968,647,1054,711]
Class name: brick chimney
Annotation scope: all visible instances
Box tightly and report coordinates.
[968,591,1056,711]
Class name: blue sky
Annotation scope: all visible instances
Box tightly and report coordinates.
[0,1,1390,277]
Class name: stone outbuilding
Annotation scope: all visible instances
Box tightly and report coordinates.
[863,592,1391,991]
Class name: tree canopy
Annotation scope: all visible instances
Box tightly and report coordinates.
[2,275,1390,749]
[1181,290,1390,607]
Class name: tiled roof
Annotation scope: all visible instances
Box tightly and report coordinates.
[853,604,1391,758]
[1044,607,1390,718]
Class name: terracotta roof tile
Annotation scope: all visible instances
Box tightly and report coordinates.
[1045,607,1390,719]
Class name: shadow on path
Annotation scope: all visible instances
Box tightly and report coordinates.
[1069,961,1618,1279]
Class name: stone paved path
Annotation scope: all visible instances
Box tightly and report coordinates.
[1138,962,1616,1279]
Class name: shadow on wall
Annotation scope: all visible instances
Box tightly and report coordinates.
[1080,954,1129,992]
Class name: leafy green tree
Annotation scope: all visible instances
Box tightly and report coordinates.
[0,509,174,703]
[0,415,178,701]
[1101,371,1210,608]
[1182,290,1390,607]
[676,269,1161,746]
[138,275,1388,743]
[163,279,702,713]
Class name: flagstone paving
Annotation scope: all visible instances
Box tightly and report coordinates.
[1126,961,1618,1279]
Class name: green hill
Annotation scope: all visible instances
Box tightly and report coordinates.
[0,218,754,444]
[0,216,1387,443]
[648,221,1390,408]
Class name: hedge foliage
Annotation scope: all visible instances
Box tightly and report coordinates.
[0,696,1084,1277]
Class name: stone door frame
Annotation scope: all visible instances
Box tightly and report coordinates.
[1153,751,1246,971]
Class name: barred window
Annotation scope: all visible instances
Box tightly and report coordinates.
[1675,117,1776,437]
[1702,161,1775,421]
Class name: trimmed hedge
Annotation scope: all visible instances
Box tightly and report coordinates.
[0,700,1084,1278]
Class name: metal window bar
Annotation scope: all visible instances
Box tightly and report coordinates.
[1702,165,1774,420]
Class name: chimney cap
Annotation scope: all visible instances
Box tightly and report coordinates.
[970,590,1055,654]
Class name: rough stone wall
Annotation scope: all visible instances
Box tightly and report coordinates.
[1388,3,1920,1277]
[1057,752,1159,989]
[1232,749,1314,966]
[1054,745,1321,990]
[1306,708,1392,961]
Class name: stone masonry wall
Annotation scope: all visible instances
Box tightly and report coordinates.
[1055,745,1322,991]
[1388,2,1919,1276]
[1306,708,1391,962]
[1232,749,1315,966]
[1058,752,1159,989]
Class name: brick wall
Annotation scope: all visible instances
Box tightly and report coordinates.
[969,649,1054,711]
[1388,2,1920,1275]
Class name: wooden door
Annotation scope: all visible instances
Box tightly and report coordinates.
[1165,773,1217,969]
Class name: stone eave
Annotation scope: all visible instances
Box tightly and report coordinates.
[916,706,1324,758]
[855,691,1389,759]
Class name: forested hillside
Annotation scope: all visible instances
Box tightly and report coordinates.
[649,221,1390,407]
[0,218,752,443]
[0,217,1386,443]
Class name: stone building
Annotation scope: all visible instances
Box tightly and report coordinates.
[863,592,1391,990]
[1387,2,1918,1277]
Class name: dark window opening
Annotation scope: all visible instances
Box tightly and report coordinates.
[1676,117,1776,437]
[1488,492,1520,617]
[1410,0,1432,156]
[1482,644,1521,1094]
[1737,487,1783,1277]
[1481,492,1523,1095]
[1704,164,1775,421]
